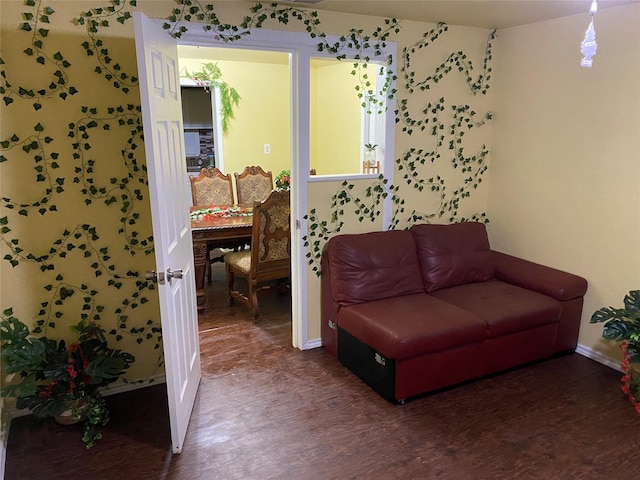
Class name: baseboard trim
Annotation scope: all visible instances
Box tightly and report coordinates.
[574,343,622,372]
[0,433,5,480]
[301,338,322,350]
[102,373,167,396]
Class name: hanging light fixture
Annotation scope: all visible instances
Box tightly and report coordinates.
[580,0,598,67]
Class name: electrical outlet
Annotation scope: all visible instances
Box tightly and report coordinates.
[264,144,271,155]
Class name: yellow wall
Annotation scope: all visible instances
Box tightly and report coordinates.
[488,4,640,363]
[310,64,319,172]
[390,20,495,228]
[219,59,292,178]
[0,1,162,383]
[312,60,365,175]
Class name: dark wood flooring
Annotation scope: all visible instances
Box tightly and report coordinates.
[5,263,640,479]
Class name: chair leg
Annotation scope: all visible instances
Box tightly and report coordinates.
[204,245,213,285]
[248,280,260,321]
[225,264,235,305]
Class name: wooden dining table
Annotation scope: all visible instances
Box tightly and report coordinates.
[190,205,253,312]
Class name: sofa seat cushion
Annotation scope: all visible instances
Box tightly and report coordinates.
[430,280,562,338]
[326,230,424,306]
[410,222,495,293]
[338,293,486,360]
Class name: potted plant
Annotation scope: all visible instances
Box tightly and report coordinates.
[182,62,241,135]
[0,311,135,447]
[590,290,640,413]
[275,169,291,191]
[364,143,377,167]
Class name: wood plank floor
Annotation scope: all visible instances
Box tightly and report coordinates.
[5,263,640,479]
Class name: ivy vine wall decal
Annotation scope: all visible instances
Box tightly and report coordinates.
[304,23,495,273]
[1,0,163,385]
[1,0,495,386]
[164,1,400,113]
[159,1,495,274]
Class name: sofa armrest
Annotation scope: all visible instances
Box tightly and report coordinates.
[491,251,587,301]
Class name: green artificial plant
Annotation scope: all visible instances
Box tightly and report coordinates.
[591,290,640,411]
[591,290,640,363]
[1,312,135,448]
[183,62,241,135]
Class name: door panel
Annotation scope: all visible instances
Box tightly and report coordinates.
[134,12,201,454]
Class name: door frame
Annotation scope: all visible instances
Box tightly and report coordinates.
[175,26,307,348]
[173,22,396,349]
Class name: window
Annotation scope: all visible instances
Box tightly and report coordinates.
[309,58,386,176]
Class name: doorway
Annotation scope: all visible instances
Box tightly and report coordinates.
[179,45,294,333]
[175,25,396,350]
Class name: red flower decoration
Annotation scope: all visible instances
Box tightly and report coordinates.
[66,364,78,379]
[38,381,57,398]
[619,343,640,414]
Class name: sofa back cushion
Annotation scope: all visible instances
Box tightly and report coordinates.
[410,222,494,293]
[325,230,424,305]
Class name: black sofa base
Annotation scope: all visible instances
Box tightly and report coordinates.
[337,327,398,403]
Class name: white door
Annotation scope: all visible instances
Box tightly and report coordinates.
[134,12,201,454]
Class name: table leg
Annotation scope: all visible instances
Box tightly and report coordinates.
[193,241,208,313]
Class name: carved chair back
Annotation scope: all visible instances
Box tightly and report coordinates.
[190,167,234,206]
[234,166,273,206]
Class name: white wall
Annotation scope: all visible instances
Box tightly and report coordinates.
[488,4,640,364]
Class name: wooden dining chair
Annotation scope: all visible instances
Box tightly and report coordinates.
[224,189,291,321]
[234,166,273,206]
[190,167,235,206]
[189,167,238,283]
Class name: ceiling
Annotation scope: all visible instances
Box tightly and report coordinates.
[283,0,639,29]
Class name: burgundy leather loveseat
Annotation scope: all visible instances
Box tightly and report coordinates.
[321,222,588,403]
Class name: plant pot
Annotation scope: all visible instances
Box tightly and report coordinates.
[365,149,376,167]
[54,399,87,425]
